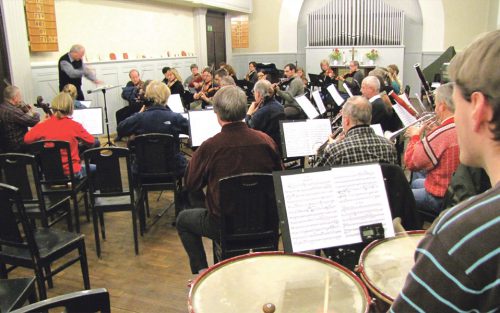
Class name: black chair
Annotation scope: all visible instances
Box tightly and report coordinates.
[213,173,279,263]
[28,140,90,233]
[0,153,73,231]
[0,183,90,300]
[132,133,182,229]
[0,277,37,312]
[83,147,140,258]
[11,288,110,313]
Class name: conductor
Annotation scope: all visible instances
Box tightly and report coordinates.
[58,44,102,100]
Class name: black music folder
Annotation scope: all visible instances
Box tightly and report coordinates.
[308,73,323,87]
[272,163,395,253]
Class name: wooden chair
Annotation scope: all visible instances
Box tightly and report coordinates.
[83,147,140,258]
[132,133,182,229]
[28,140,90,233]
[213,173,279,263]
[0,183,90,300]
[0,277,37,312]
[0,153,73,231]
[11,288,110,313]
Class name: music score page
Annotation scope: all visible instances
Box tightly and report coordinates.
[281,119,331,157]
[279,164,395,252]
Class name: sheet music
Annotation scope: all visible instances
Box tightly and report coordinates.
[167,94,185,113]
[79,100,91,108]
[393,104,417,127]
[370,124,384,136]
[295,95,319,119]
[327,85,345,106]
[71,107,103,135]
[281,119,331,157]
[280,164,395,252]
[188,110,221,147]
[312,90,327,114]
[342,83,354,98]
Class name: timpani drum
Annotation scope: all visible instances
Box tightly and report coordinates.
[189,252,371,313]
[357,230,425,305]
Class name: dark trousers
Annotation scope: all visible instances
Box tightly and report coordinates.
[115,105,141,127]
[176,208,220,274]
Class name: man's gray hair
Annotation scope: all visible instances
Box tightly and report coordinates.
[435,82,455,112]
[253,80,273,98]
[220,76,235,86]
[70,44,84,53]
[343,96,372,125]
[3,86,19,101]
[213,85,247,122]
[362,76,380,92]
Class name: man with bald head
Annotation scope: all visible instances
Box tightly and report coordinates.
[58,44,102,100]
[361,76,391,131]
[316,96,397,167]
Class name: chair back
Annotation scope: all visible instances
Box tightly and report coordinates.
[217,173,279,259]
[10,288,110,313]
[28,140,75,185]
[0,153,43,206]
[83,147,133,197]
[133,133,177,182]
[0,183,39,262]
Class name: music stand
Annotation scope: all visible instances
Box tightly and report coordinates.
[308,74,323,87]
[87,85,121,147]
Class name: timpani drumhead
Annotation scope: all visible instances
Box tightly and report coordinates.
[358,231,425,304]
[189,252,370,313]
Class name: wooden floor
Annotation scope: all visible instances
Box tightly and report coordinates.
[9,190,211,313]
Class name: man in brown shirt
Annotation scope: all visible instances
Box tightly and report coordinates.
[176,85,282,274]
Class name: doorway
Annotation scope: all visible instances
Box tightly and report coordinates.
[0,5,11,95]
[206,11,226,69]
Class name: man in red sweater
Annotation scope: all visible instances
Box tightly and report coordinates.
[404,82,460,213]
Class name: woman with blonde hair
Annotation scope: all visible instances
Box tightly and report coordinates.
[166,68,185,95]
[24,92,96,177]
[62,83,86,109]
[387,64,402,94]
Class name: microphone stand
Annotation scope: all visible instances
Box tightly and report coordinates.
[88,85,121,147]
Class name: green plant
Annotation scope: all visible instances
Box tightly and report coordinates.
[329,48,342,61]
[366,49,379,60]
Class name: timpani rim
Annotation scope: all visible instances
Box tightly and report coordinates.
[356,230,426,304]
[188,251,373,313]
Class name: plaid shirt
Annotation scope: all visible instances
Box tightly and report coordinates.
[0,102,40,152]
[404,117,460,197]
[316,125,398,167]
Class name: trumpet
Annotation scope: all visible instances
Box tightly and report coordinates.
[384,112,436,143]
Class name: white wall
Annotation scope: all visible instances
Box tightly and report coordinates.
[418,0,445,51]
[30,0,196,63]
[278,0,304,52]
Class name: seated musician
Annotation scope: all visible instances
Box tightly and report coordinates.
[24,93,96,178]
[221,63,238,81]
[62,84,86,109]
[361,76,392,132]
[387,64,402,94]
[117,80,189,176]
[273,63,305,119]
[161,66,170,85]
[296,67,309,88]
[338,60,364,95]
[404,82,459,214]
[115,69,144,141]
[166,68,185,95]
[245,80,285,148]
[193,68,219,109]
[176,85,282,275]
[316,96,397,167]
[0,85,40,153]
[245,61,258,84]
[184,64,199,88]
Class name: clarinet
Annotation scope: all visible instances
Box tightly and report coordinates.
[414,63,435,107]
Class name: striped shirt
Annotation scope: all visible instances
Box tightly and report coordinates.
[316,125,398,167]
[404,117,460,197]
[390,183,500,312]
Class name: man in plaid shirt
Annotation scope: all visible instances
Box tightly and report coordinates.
[404,82,460,214]
[0,86,40,153]
[316,96,397,167]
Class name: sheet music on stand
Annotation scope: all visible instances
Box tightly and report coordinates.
[393,104,417,127]
[399,93,418,114]
[295,95,320,119]
[273,163,395,252]
[311,90,327,115]
[370,124,384,137]
[327,85,345,107]
[71,107,104,135]
[167,94,185,113]
[342,83,354,98]
[188,110,221,147]
[280,119,331,158]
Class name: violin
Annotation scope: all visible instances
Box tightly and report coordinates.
[33,96,52,116]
